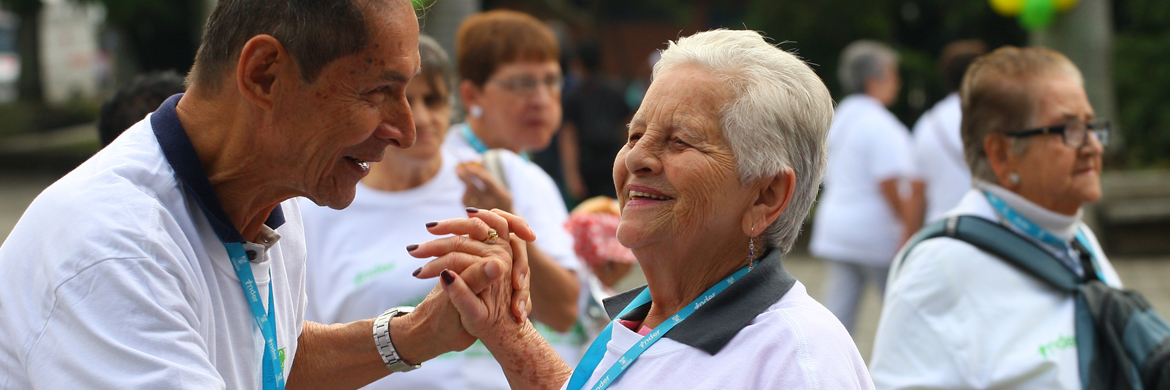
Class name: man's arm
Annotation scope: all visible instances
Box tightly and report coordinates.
[287,295,470,390]
[289,210,536,389]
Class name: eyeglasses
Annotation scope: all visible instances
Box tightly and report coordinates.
[488,75,564,96]
[1004,119,1111,148]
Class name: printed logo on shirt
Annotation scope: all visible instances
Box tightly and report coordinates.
[354,263,397,287]
[279,347,286,371]
[1038,334,1076,358]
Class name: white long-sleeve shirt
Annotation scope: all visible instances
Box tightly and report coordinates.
[870,185,1122,390]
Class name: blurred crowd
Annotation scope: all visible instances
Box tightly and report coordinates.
[2,1,1166,389]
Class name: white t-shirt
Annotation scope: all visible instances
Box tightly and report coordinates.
[300,147,583,390]
[869,187,1122,390]
[810,94,918,265]
[0,105,305,389]
[567,282,874,390]
[912,93,971,223]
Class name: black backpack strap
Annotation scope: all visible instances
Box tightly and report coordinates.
[895,215,1081,292]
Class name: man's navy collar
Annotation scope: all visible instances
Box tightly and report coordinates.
[602,248,796,355]
[151,93,285,244]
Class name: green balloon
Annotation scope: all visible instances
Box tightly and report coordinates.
[1020,0,1056,30]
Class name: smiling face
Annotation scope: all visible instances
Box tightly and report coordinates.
[273,2,421,209]
[1008,72,1103,214]
[466,60,562,152]
[613,64,755,252]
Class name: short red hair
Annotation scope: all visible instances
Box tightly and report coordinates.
[455,10,560,87]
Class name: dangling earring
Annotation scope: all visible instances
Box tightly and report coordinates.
[747,228,756,270]
[469,105,483,119]
[1009,172,1020,186]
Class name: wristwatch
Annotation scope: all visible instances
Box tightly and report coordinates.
[373,306,422,372]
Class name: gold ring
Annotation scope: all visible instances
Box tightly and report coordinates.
[483,228,498,244]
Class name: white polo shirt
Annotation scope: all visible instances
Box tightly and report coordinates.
[566,250,875,390]
[870,186,1122,390]
[912,93,971,223]
[810,94,918,265]
[0,94,306,389]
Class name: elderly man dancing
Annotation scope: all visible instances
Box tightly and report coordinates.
[0,1,528,389]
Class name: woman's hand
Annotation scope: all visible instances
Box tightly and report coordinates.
[409,208,535,323]
[458,163,514,213]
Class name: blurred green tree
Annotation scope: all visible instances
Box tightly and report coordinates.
[1114,0,1170,168]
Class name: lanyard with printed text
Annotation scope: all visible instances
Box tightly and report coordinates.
[224,242,285,390]
[566,262,755,390]
[983,191,1102,279]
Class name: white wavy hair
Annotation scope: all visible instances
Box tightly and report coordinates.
[653,29,833,254]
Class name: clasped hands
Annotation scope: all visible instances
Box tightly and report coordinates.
[402,208,537,357]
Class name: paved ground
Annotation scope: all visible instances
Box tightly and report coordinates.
[2,172,1167,362]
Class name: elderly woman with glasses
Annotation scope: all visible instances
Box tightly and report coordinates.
[442,9,585,360]
[410,29,875,390]
[869,46,1123,389]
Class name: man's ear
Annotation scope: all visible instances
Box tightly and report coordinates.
[742,167,796,237]
[235,35,290,111]
[983,133,1017,188]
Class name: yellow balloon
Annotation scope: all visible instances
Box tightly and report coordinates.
[991,0,1024,16]
[1055,0,1079,12]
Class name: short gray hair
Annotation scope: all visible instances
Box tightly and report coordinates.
[838,40,899,95]
[654,29,834,254]
[960,46,1082,183]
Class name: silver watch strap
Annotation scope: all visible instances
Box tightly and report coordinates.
[373,306,421,372]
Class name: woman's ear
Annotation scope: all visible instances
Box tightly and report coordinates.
[742,167,796,237]
[983,133,1017,189]
[460,80,481,114]
[235,34,289,111]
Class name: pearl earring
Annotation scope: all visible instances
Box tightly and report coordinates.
[1009,172,1020,185]
[469,105,483,119]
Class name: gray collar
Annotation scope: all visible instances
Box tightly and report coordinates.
[601,248,796,355]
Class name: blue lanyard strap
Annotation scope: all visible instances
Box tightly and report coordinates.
[567,262,756,390]
[461,124,531,162]
[983,191,1102,280]
[225,242,285,390]
[461,124,491,154]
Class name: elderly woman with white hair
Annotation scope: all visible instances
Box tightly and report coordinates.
[809,40,923,333]
[869,46,1122,389]
[408,29,875,390]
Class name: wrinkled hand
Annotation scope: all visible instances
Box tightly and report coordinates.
[458,163,513,213]
[409,208,534,325]
[441,234,533,343]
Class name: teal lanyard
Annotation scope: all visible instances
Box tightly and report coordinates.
[460,124,531,162]
[224,242,284,390]
[983,191,1102,279]
[567,262,755,390]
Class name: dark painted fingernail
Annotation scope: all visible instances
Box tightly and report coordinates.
[412,267,421,277]
[465,207,479,213]
[441,270,455,285]
[425,221,438,228]
[406,244,419,251]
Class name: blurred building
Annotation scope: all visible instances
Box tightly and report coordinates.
[0,10,17,103]
[38,0,103,105]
